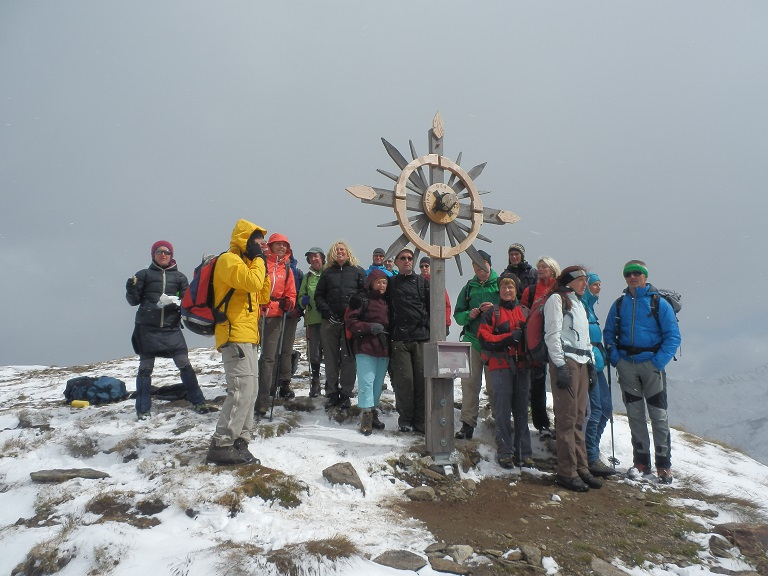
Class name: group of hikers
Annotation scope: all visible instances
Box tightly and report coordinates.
[126,219,681,491]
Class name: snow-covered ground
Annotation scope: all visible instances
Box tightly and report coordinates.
[1,342,767,576]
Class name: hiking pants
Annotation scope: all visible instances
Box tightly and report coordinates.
[212,342,258,447]
[135,352,205,414]
[490,368,532,461]
[529,364,551,431]
[280,315,299,381]
[459,346,492,429]
[355,354,388,410]
[320,319,357,397]
[585,369,611,463]
[390,340,426,429]
[306,323,323,375]
[550,358,590,479]
[617,358,671,469]
[257,316,285,409]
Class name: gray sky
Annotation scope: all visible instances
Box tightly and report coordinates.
[2,1,766,380]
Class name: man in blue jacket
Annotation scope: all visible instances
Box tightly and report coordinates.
[603,260,681,484]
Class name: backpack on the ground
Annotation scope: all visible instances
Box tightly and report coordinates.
[524,293,567,364]
[181,253,235,336]
[64,376,128,405]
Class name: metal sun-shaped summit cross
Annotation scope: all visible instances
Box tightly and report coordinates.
[346,112,519,274]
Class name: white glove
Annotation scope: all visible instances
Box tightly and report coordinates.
[157,293,180,308]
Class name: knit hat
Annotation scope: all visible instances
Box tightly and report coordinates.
[151,240,173,259]
[508,243,525,257]
[365,268,388,290]
[477,250,492,265]
[587,272,601,285]
[419,256,430,266]
[305,246,326,265]
[623,262,649,277]
[498,272,521,294]
[373,247,386,256]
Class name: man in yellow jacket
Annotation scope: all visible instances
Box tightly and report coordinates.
[207,219,271,465]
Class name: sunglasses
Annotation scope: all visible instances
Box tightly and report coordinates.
[624,271,643,278]
[398,256,413,261]
[419,264,430,268]
[155,250,172,256]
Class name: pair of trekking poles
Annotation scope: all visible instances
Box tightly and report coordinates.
[257,312,289,423]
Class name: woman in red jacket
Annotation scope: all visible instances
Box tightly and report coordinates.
[478,273,532,469]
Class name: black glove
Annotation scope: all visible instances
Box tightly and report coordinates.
[245,232,264,261]
[370,323,384,336]
[328,315,343,325]
[279,297,294,312]
[493,320,511,335]
[510,328,523,345]
[445,325,450,336]
[348,292,363,310]
[587,361,598,390]
[556,364,571,389]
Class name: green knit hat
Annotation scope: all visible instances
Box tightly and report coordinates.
[623,262,648,277]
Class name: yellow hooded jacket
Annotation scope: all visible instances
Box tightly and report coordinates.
[213,219,271,349]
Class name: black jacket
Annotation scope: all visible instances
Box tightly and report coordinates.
[126,261,189,356]
[388,273,430,342]
[314,262,367,320]
[504,261,538,293]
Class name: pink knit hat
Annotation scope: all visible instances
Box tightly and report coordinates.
[151,240,174,258]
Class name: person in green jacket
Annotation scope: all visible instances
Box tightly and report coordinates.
[453,250,500,439]
[298,247,325,397]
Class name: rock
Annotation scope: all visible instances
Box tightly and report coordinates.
[709,534,736,559]
[422,468,447,482]
[447,544,474,564]
[520,543,542,567]
[714,522,768,558]
[30,468,110,483]
[462,478,477,492]
[321,462,365,495]
[424,542,448,554]
[590,556,627,576]
[372,550,427,571]
[136,498,167,516]
[504,549,523,561]
[404,486,436,501]
[429,556,471,575]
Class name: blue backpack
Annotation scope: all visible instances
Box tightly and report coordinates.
[64,376,128,405]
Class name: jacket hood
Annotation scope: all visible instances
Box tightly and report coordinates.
[267,232,291,252]
[582,287,599,308]
[230,219,267,253]
[470,268,499,286]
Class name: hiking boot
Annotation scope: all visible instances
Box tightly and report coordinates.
[398,423,412,433]
[554,475,590,492]
[337,394,351,409]
[627,463,651,479]
[206,441,252,466]
[309,377,321,398]
[192,404,213,414]
[278,383,295,399]
[233,438,259,464]
[497,455,515,469]
[588,459,615,477]
[360,411,373,436]
[579,472,603,489]
[371,409,385,430]
[539,427,553,439]
[325,392,340,408]
[519,457,535,469]
[137,412,151,421]
[657,467,673,484]
[455,422,474,440]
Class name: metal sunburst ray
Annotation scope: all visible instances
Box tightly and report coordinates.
[377,168,423,195]
[381,138,428,192]
[409,140,428,188]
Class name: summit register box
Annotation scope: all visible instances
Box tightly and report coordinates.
[423,341,472,379]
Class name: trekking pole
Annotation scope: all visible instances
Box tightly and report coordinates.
[269,312,288,422]
[256,313,267,422]
[606,365,620,468]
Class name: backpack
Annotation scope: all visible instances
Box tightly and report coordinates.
[181,253,235,336]
[64,376,128,405]
[524,293,568,364]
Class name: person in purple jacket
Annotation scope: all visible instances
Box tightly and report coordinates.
[345,268,390,435]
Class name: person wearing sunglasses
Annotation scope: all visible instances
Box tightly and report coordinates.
[388,247,430,433]
[603,260,681,484]
[126,240,211,421]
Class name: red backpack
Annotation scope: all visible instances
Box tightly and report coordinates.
[524,293,567,363]
[181,253,234,336]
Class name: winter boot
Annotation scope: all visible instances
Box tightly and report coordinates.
[360,411,373,435]
[135,368,152,416]
[206,440,252,466]
[278,380,295,399]
[578,472,603,489]
[337,394,351,409]
[371,409,385,430]
[309,376,321,398]
[233,438,259,464]
[588,459,615,477]
[454,422,474,440]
